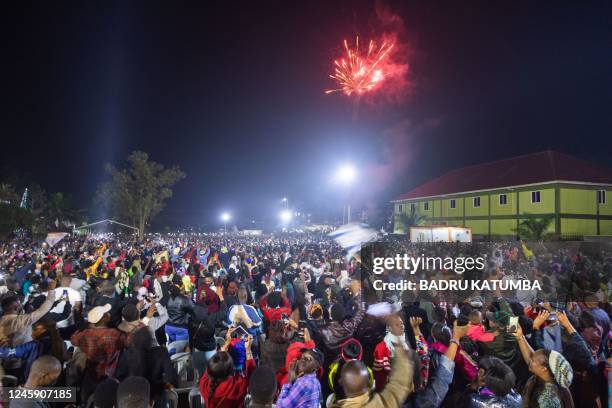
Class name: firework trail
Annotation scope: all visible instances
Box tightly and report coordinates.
[325,36,395,96]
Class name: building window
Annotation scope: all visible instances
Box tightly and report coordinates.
[410,203,416,212]
[473,196,481,208]
[397,204,403,213]
[597,190,606,204]
[531,191,541,203]
[499,194,507,205]
[450,199,456,209]
[423,202,429,211]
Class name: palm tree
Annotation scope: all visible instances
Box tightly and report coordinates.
[396,206,427,233]
[514,214,554,240]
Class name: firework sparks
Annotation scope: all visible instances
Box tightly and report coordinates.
[325,36,395,96]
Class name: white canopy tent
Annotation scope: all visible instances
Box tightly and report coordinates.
[73,219,139,236]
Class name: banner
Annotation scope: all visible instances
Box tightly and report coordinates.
[45,232,69,247]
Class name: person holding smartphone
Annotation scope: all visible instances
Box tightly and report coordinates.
[50,275,82,337]
[199,328,255,408]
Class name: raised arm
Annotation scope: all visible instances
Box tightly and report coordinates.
[446,320,469,361]
[557,310,596,370]
[530,309,550,350]
[514,320,535,366]
[27,290,56,325]
[377,347,415,407]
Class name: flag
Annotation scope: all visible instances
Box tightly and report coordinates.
[521,240,534,260]
[45,232,69,247]
[329,223,378,257]
[154,251,169,263]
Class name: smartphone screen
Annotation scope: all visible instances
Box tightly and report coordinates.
[508,316,519,333]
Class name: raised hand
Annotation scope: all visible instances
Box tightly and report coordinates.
[288,360,299,383]
[245,334,253,350]
[513,320,524,337]
[452,320,469,340]
[215,285,224,301]
[532,310,550,330]
[410,316,422,336]
[146,303,157,318]
[557,310,576,334]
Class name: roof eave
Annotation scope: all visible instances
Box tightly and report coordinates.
[391,179,612,202]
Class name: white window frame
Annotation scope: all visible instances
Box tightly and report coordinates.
[423,202,429,211]
[597,190,606,205]
[410,203,416,212]
[499,193,507,205]
[398,204,403,213]
[449,199,456,209]
[473,196,481,208]
[531,191,541,203]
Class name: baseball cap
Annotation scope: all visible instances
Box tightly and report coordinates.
[88,304,112,324]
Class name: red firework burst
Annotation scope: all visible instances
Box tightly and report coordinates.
[325,36,395,96]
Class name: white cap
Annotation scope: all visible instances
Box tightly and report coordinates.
[88,304,112,324]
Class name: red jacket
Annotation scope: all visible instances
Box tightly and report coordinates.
[199,358,256,408]
[276,340,316,386]
[259,295,292,323]
[372,341,392,392]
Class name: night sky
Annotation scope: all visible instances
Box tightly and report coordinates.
[2,1,611,229]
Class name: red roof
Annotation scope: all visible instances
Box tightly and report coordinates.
[394,151,612,201]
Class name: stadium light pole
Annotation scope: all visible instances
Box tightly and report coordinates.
[335,164,357,223]
[220,212,231,233]
[282,197,288,210]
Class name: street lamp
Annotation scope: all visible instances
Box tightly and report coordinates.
[334,164,357,223]
[220,212,231,233]
[281,197,288,209]
[336,164,357,185]
[280,210,292,224]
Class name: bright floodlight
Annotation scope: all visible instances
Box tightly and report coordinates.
[220,212,231,222]
[282,197,287,202]
[336,164,357,185]
[280,210,292,223]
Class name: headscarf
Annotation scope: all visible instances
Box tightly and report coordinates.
[548,350,573,388]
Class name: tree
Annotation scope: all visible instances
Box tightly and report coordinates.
[514,214,554,240]
[396,206,427,233]
[45,192,79,229]
[0,203,34,238]
[97,151,185,240]
[0,183,19,205]
[28,183,48,217]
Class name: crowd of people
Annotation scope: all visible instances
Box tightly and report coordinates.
[0,231,610,407]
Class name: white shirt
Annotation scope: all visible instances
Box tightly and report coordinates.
[70,277,87,305]
[51,286,82,328]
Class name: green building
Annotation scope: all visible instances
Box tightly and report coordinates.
[392,151,612,239]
